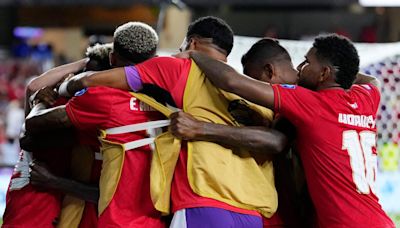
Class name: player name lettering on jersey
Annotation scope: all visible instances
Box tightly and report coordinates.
[338,113,376,129]
[130,97,157,112]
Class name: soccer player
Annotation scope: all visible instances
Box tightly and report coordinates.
[182,34,395,227]
[58,17,280,228]
[2,43,112,228]
[2,58,87,228]
[169,38,311,228]
[24,22,166,228]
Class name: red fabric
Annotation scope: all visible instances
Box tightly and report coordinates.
[3,183,61,228]
[78,202,99,228]
[272,84,394,228]
[135,57,260,216]
[3,98,71,228]
[66,87,166,228]
[134,57,191,108]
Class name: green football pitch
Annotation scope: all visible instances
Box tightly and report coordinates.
[389,213,400,227]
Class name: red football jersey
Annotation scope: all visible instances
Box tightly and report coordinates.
[3,98,71,228]
[66,86,166,228]
[129,57,260,216]
[272,83,394,228]
[3,181,62,228]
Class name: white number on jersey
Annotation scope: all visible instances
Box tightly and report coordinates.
[342,130,377,194]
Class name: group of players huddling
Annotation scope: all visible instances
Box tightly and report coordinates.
[2,16,395,228]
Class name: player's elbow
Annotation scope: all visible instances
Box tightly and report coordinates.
[260,132,288,154]
[271,135,288,154]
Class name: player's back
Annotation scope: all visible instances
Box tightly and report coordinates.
[70,86,166,228]
[296,84,394,228]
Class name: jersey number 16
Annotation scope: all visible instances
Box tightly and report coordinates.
[342,130,377,194]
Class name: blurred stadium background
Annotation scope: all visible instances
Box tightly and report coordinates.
[0,0,400,226]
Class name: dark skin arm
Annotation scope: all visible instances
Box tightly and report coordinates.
[189,51,276,110]
[25,103,72,134]
[60,68,129,97]
[21,87,74,151]
[170,111,288,154]
[25,58,88,115]
[30,162,99,204]
[354,72,380,87]
[20,128,76,152]
[29,86,59,108]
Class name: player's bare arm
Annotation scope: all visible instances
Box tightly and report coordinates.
[189,51,276,110]
[170,111,288,154]
[20,128,76,152]
[25,103,72,134]
[25,58,88,115]
[60,68,129,97]
[354,72,380,87]
[30,161,99,203]
[28,58,88,93]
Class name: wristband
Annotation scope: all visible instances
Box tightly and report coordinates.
[58,81,71,97]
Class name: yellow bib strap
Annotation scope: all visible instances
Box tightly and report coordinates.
[57,196,86,228]
[130,92,174,117]
[105,120,171,135]
[98,92,176,215]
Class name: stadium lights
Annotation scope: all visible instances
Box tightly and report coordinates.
[359,0,400,7]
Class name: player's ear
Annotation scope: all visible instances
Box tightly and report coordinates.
[109,51,116,67]
[263,63,274,81]
[320,65,331,82]
[188,37,196,50]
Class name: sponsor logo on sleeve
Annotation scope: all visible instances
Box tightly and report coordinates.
[74,88,88,96]
[280,84,296,89]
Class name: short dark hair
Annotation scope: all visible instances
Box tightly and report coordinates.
[313,34,359,89]
[85,43,113,71]
[187,16,234,56]
[113,22,158,64]
[241,38,291,66]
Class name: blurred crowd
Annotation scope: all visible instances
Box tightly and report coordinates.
[0,59,35,166]
[0,55,53,166]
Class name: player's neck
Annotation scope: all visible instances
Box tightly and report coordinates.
[317,83,344,91]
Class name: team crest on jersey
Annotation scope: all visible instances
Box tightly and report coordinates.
[74,88,88,96]
[280,84,296,89]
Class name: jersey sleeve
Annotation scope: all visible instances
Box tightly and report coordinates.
[65,87,112,130]
[124,56,190,92]
[353,83,381,113]
[272,84,320,127]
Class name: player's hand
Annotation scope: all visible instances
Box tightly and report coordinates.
[76,57,90,70]
[228,99,271,127]
[30,86,58,107]
[58,72,87,97]
[30,161,57,189]
[169,111,204,140]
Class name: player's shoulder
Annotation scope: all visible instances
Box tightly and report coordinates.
[351,83,379,90]
[350,83,380,97]
[147,56,190,65]
[69,86,117,103]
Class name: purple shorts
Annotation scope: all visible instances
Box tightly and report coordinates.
[170,207,262,228]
